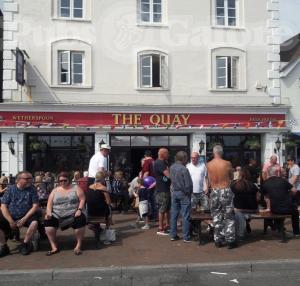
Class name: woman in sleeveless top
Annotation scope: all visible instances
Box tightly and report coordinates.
[44,171,86,256]
[87,171,111,240]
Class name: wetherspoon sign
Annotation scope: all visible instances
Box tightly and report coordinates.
[0,112,286,128]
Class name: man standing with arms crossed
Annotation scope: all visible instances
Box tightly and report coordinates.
[206,145,236,249]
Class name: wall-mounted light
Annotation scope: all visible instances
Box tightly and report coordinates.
[8,137,15,155]
[199,140,205,155]
[274,137,281,154]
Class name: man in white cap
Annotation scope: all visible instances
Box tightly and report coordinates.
[88,143,111,184]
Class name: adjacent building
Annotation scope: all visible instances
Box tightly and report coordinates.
[0,0,290,177]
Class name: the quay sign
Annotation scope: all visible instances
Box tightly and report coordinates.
[112,113,190,126]
[0,111,286,128]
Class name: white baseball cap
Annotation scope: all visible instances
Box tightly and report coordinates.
[100,143,111,150]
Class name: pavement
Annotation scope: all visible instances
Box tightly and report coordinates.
[0,212,300,284]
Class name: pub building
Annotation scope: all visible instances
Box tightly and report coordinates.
[0,108,289,179]
[0,0,290,178]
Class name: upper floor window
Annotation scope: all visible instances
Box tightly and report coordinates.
[137,0,167,25]
[216,56,238,89]
[216,0,236,26]
[211,47,246,90]
[138,51,168,89]
[59,0,83,19]
[51,39,92,88]
[58,51,84,85]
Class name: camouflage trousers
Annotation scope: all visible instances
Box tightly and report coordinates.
[210,188,235,243]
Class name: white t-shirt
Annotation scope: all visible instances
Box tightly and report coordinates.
[88,152,107,178]
[288,164,300,191]
[186,162,207,194]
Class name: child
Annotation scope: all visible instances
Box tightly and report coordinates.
[133,178,150,230]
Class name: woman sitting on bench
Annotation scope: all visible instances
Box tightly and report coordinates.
[87,171,111,239]
[231,168,260,240]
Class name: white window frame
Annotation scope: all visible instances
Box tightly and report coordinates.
[211,47,246,91]
[137,51,168,89]
[212,0,243,28]
[58,50,84,86]
[58,0,84,19]
[216,56,238,89]
[52,0,92,21]
[137,0,167,26]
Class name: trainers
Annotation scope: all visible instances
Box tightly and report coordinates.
[183,239,192,243]
[170,235,180,241]
[156,230,169,236]
[141,224,150,230]
[227,241,238,249]
[0,244,10,258]
[20,242,32,256]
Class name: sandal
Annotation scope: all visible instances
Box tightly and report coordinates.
[46,249,60,256]
[74,249,82,255]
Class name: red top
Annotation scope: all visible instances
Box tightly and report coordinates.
[142,158,154,177]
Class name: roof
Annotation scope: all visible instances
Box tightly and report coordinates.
[280,33,300,62]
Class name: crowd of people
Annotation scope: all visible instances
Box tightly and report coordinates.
[0,143,300,258]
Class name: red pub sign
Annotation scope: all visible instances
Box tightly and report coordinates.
[0,111,286,128]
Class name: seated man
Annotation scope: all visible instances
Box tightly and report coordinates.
[261,166,300,236]
[0,171,39,257]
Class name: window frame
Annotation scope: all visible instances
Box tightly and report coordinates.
[58,0,84,19]
[137,50,168,89]
[211,47,246,91]
[216,56,239,89]
[137,0,167,26]
[213,0,241,28]
[58,50,85,86]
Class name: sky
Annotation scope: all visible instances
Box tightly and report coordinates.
[0,0,299,41]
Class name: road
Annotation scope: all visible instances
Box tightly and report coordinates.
[1,265,300,286]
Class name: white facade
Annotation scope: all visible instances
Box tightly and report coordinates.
[0,0,290,175]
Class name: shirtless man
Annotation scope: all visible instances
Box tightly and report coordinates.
[206,145,236,249]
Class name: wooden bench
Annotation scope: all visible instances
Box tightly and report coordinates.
[190,210,292,245]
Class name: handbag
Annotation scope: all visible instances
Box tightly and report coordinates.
[100,228,116,242]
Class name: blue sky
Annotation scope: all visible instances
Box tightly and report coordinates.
[0,0,299,41]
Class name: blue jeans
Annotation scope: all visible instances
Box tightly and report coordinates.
[170,191,191,240]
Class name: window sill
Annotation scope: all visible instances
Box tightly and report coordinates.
[136,87,170,91]
[209,88,247,92]
[51,17,92,23]
[211,25,246,31]
[51,85,93,89]
[137,23,168,28]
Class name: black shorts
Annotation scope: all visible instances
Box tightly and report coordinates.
[0,211,39,237]
[44,213,86,230]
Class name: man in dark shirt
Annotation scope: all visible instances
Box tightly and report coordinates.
[153,148,171,235]
[0,171,39,257]
[261,166,299,236]
[170,151,193,242]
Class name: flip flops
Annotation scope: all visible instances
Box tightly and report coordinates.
[46,249,60,256]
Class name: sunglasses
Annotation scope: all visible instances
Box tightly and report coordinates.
[59,179,68,183]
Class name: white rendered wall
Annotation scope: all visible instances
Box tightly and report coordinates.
[2,0,283,106]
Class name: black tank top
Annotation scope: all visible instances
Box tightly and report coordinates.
[86,188,109,217]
